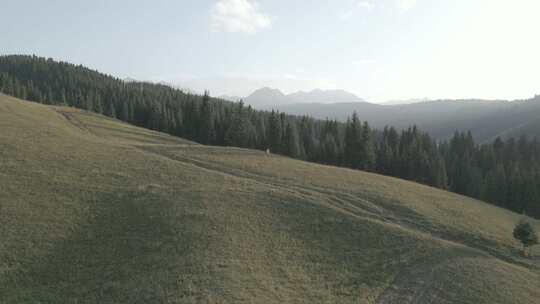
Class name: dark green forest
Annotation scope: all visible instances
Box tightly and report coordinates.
[1,55,539,218]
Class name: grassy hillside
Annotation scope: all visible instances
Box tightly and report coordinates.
[1,93,539,303]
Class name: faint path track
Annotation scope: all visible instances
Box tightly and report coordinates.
[54,109,92,132]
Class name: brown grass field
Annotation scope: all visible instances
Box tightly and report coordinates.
[1,93,539,303]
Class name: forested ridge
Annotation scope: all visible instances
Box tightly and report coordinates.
[1,54,539,218]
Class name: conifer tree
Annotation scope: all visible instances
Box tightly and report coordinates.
[105,102,116,118]
[360,121,376,171]
[224,101,254,147]
[199,91,214,144]
[284,122,301,158]
[119,102,129,122]
[344,112,363,169]
[267,110,282,153]
[513,219,539,256]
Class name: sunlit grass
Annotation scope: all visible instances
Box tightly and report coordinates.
[1,94,538,303]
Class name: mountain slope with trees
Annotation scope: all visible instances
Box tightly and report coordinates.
[263,96,540,142]
[0,55,539,218]
[1,94,539,303]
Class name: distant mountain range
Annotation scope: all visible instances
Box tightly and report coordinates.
[380,98,431,105]
[223,87,540,143]
[221,87,367,108]
[147,83,540,143]
[219,88,428,106]
[276,98,540,142]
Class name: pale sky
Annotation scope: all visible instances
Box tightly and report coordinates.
[2,0,540,102]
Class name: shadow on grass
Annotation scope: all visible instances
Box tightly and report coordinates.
[2,190,211,303]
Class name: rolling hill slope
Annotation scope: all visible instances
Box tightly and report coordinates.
[1,93,539,303]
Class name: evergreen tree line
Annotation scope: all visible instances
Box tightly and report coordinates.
[1,55,538,218]
[440,132,540,217]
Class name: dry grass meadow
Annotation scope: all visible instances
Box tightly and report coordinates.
[1,94,539,303]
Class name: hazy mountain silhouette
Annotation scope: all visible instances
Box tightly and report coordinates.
[242,88,540,142]
[243,87,366,108]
